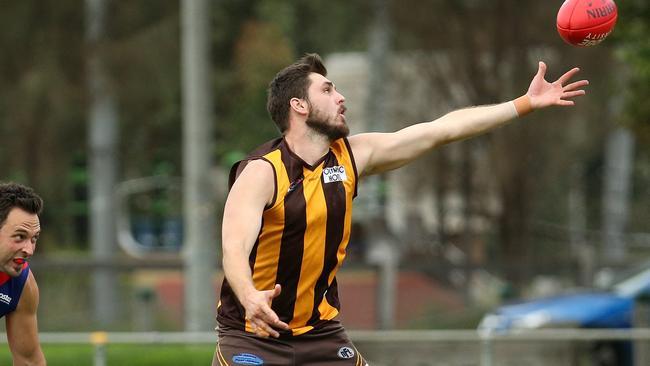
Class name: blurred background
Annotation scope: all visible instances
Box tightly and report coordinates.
[1,0,649,365]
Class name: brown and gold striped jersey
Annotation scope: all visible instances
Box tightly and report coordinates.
[217,137,358,337]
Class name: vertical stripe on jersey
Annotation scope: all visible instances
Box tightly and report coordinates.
[326,168,355,311]
[247,151,287,331]
[324,140,356,312]
[289,164,329,334]
[271,149,306,324]
[307,154,347,326]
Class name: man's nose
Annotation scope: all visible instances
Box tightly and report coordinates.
[21,241,34,256]
[337,91,346,104]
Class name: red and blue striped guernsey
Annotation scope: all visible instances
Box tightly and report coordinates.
[0,262,30,318]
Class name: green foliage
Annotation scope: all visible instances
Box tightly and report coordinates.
[106,3,182,178]
[214,18,294,157]
[290,0,371,54]
[212,0,371,158]
[612,0,650,143]
[0,0,86,248]
[3,0,646,272]
[0,0,373,249]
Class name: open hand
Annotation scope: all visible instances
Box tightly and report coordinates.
[242,284,290,338]
[527,61,589,109]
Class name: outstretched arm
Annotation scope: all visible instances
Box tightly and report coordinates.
[349,62,588,177]
[6,271,46,366]
[221,160,290,338]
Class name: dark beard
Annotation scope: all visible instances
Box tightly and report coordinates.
[305,109,349,141]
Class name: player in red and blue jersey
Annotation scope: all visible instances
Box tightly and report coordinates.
[0,182,46,365]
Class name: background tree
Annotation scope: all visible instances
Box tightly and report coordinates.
[0,1,86,248]
[0,0,648,308]
[386,0,632,292]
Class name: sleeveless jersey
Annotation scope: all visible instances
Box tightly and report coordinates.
[218,137,358,336]
[0,263,30,318]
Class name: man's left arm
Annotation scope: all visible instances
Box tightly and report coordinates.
[350,62,588,177]
[6,271,46,366]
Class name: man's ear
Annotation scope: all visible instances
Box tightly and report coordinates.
[290,98,309,116]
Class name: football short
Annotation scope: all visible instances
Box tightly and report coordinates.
[213,320,369,366]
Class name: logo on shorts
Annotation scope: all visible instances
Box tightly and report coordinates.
[337,346,355,359]
[0,293,11,305]
[323,166,347,183]
[232,353,264,365]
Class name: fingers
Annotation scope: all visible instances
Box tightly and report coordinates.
[261,305,290,330]
[561,79,588,102]
[249,317,278,338]
[536,61,547,79]
[271,318,290,330]
[563,79,589,91]
[261,284,289,328]
[557,67,581,85]
[271,284,282,298]
[528,62,588,108]
[562,90,586,99]
[248,309,289,338]
[245,285,290,338]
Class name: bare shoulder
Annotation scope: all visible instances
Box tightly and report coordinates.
[347,133,374,148]
[229,159,276,206]
[16,270,39,314]
[348,132,386,177]
[234,159,275,185]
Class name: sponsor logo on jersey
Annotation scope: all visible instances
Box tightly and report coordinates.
[0,293,11,305]
[232,353,264,365]
[323,166,347,183]
[337,346,355,359]
[287,176,304,193]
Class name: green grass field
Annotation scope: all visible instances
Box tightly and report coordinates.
[0,344,215,366]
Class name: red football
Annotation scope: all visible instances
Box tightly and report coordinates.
[557,0,618,47]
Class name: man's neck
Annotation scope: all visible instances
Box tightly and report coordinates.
[283,130,332,166]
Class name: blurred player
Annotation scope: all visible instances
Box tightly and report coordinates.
[214,53,588,365]
[0,182,46,365]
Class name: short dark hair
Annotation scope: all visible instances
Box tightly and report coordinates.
[267,53,328,133]
[0,182,43,228]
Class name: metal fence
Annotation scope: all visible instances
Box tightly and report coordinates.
[3,329,650,366]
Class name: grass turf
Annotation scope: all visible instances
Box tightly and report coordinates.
[0,344,215,365]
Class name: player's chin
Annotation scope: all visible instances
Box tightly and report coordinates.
[2,265,22,277]
[12,266,24,276]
